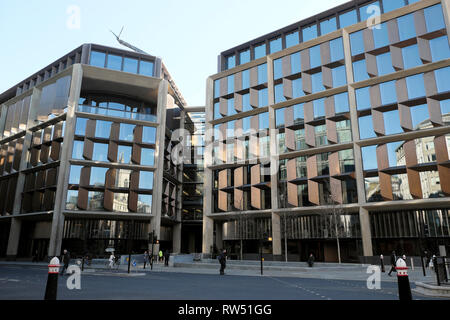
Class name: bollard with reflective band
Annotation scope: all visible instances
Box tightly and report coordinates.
[396,258,412,301]
[380,254,385,273]
[44,257,60,300]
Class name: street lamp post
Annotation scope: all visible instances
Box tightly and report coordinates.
[280,192,288,263]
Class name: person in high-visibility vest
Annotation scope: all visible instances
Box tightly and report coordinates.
[159,250,163,263]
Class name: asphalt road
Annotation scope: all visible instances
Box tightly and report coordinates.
[0,265,442,300]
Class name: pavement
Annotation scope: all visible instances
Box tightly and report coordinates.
[0,260,447,300]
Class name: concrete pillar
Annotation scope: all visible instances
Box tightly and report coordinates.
[443,0,450,46]
[150,80,169,250]
[172,222,181,254]
[6,218,21,260]
[202,77,214,256]
[343,29,374,258]
[267,56,282,259]
[0,104,7,140]
[215,221,223,251]
[359,207,373,257]
[48,64,83,257]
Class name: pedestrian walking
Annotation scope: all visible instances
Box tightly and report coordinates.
[218,249,227,275]
[164,250,170,266]
[143,251,149,269]
[429,255,436,271]
[308,253,315,267]
[388,250,397,276]
[60,249,70,276]
[32,249,38,262]
[159,250,163,263]
[108,252,115,269]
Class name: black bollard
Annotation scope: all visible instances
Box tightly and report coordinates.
[44,257,60,300]
[396,258,412,301]
[421,256,426,277]
[380,255,385,273]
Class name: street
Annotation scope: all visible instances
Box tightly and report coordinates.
[0,265,443,300]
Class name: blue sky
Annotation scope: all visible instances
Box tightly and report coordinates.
[0,0,348,106]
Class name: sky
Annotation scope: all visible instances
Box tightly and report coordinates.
[0,0,349,106]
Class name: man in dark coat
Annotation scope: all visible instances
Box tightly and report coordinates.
[218,249,227,275]
[164,250,170,266]
[388,250,397,276]
[308,253,315,267]
[60,249,70,276]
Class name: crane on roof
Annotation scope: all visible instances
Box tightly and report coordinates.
[110,26,149,55]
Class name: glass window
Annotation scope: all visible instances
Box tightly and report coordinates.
[286,31,299,48]
[356,87,371,110]
[402,44,422,69]
[242,69,250,89]
[75,118,87,136]
[362,145,378,170]
[276,109,285,128]
[141,148,155,166]
[430,36,450,62]
[353,59,369,82]
[379,81,397,105]
[214,80,220,99]
[258,64,267,84]
[339,10,358,28]
[311,72,325,93]
[227,55,236,69]
[270,37,282,53]
[377,52,395,76]
[440,99,450,116]
[227,75,234,94]
[119,123,135,141]
[240,50,250,65]
[117,145,132,164]
[275,84,286,104]
[142,126,156,144]
[411,104,430,129]
[69,165,82,184]
[397,13,416,41]
[95,120,112,139]
[424,4,445,33]
[139,60,154,76]
[330,38,344,62]
[66,190,78,210]
[435,67,450,93]
[139,171,154,189]
[90,51,106,68]
[92,143,109,161]
[373,23,389,49]
[137,194,152,213]
[291,52,301,74]
[303,24,318,42]
[310,45,321,69]
[320,17,337,35]
[107,54,122,71]
[334,92,349,114]
[359,115,376,139]
[113,193,129,212]
[384,110,403,135]
[72,140,84,159]
[382,0,404,13]
[294,104,304,124]
[123,57,138,74]
[315,125,328,147]
[292,78,304,98]
[274,59,283,80]
[259,113,269,130]
[227,98,236,116]
[242,93,251,112]
[90,167,108,186]
[258,88,268,107]
[332,65,347,87]
[87,191,103,210]
[254,43,266,59]
[214,102,221,120]
[115,169,131,188]
[406,74,425,99]
[313,99,325,119]
[350,31,365,56]
[243,117,251,133]
[227,121,235,138]
[387,141,403,167]
[360,1,380,21]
